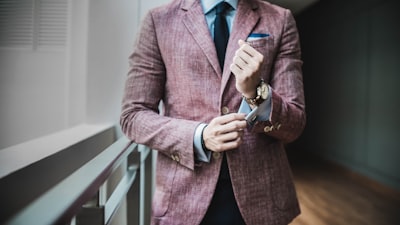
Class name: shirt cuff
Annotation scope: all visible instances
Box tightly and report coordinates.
[193,123,211,163]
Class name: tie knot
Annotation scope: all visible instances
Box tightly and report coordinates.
[215,2,231,15]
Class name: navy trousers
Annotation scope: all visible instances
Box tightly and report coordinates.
[200,156,246,225]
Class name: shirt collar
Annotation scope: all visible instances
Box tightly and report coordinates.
[201,0,238,14]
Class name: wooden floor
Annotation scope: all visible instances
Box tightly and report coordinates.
[287,151,400,225]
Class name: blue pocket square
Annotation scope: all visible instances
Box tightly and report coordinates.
[247,33,270,41]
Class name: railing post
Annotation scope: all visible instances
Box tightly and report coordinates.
[127,147,141,225]
[140,145,153,225]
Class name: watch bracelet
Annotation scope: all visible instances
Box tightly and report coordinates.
[243,79,265,106]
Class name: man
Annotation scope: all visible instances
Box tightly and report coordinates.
[120,0,306,224]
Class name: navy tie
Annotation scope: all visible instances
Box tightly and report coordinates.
[214,2,231,180]
[214,2,231,70]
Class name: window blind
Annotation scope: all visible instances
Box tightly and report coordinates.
[0,0,69,49]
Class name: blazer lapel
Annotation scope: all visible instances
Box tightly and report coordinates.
[221,0,260,93]
[182,0,222,77]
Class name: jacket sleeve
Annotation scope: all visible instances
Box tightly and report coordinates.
[251,9,306,144]
[120,11,199,171]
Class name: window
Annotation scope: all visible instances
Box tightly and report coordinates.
[0,0,69,50]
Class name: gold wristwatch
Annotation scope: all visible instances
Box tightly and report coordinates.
[244,79,269,106]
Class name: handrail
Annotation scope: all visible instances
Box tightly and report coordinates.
[2,136,153,225]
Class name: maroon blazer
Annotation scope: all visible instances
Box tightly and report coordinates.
[120,0,306,224]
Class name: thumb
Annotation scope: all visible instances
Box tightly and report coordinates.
[238,39,246,46]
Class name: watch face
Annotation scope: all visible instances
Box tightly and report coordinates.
[258,83,268,99]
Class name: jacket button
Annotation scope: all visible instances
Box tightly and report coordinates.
[171,153,180,162]
[212,152,221,160]
[264,126,274,133]
[221,106,230,115]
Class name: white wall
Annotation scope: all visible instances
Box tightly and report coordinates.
[84,0,171,135]
[0,41,69,149]
[85,0,138,125]
[0,0,172,149]
[67,0,90,127]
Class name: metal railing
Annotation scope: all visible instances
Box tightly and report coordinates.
[1,136,153,225]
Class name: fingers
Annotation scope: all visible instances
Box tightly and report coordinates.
[203,113,247,152]
[230,40,264,97]
[209,114,247,136]
[212,113,246,126]
[231,40,263,73]
[238,39,246,46]
[234,51,260,71]
[238,39,264,61]
[210,131,244,152]
[204,129,244,153]
[230,63,243,79]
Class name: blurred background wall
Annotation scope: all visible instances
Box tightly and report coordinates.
[295,0,400,190]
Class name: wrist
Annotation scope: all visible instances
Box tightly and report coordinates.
[242,90,257,99]
[243,79,268,106]
[200,125,209,151]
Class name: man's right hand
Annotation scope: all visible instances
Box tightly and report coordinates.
[203,113,247,152]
